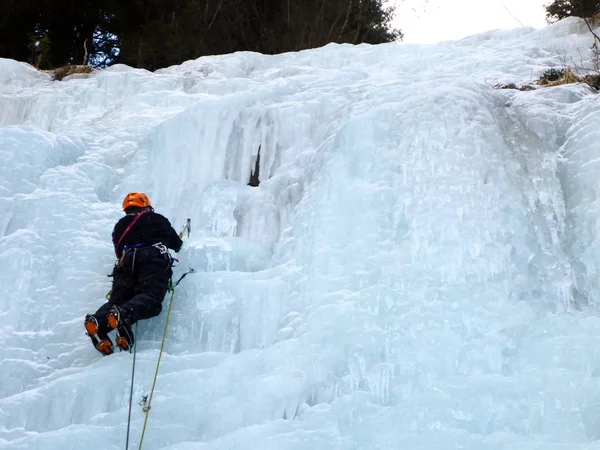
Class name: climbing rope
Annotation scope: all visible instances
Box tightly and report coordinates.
[122,218,194,450]
[137,269,195,450]
[137,288,174,449]
[125,322,139,450]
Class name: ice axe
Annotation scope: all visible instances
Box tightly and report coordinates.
[179,218,191,239]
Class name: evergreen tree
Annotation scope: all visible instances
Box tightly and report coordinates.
[545,0,600,21]
[0,0,42,65]
[0,0,402,71]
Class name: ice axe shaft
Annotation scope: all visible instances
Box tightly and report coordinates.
[179,218,191,239]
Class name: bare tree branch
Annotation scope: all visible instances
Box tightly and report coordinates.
[583,16,600,44]
[199,0,225,48]
[337,0,353,41]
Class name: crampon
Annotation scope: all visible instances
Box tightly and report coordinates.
[108,306,135,352]
[84,315,114,356]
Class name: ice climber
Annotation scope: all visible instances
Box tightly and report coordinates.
[84,192,183,355]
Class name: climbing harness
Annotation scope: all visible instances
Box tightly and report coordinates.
[119,242,175,272]
[118,243,146,271]
[153,242,180,268]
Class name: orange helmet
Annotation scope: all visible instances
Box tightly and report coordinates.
[122,192,152,211]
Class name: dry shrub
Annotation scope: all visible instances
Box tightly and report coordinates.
[538,66,599,90]
[583,73,600,89]
[492,83,536,91]
[519,84,537,91]
[50,65,93,81]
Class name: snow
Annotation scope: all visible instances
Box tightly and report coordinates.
[2,17,600,450]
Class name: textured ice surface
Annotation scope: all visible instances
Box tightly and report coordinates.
[2,17,600,450]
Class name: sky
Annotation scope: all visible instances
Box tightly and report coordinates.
[393,0,550,43]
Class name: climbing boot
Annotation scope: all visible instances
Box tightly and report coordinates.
[107,305,133,329]
[84,315,114,356]
[108,306,135,352]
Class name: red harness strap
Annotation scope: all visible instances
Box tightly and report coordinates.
[114,210,149,258]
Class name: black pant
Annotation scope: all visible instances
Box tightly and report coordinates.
[94,246,172,335]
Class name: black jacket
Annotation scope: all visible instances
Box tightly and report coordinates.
[112,211,183,257]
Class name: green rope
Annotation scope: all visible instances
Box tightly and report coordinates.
[137,287,176,450]
[125,218,193,449]
[137,269,194,450]
[125,322,138,450]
